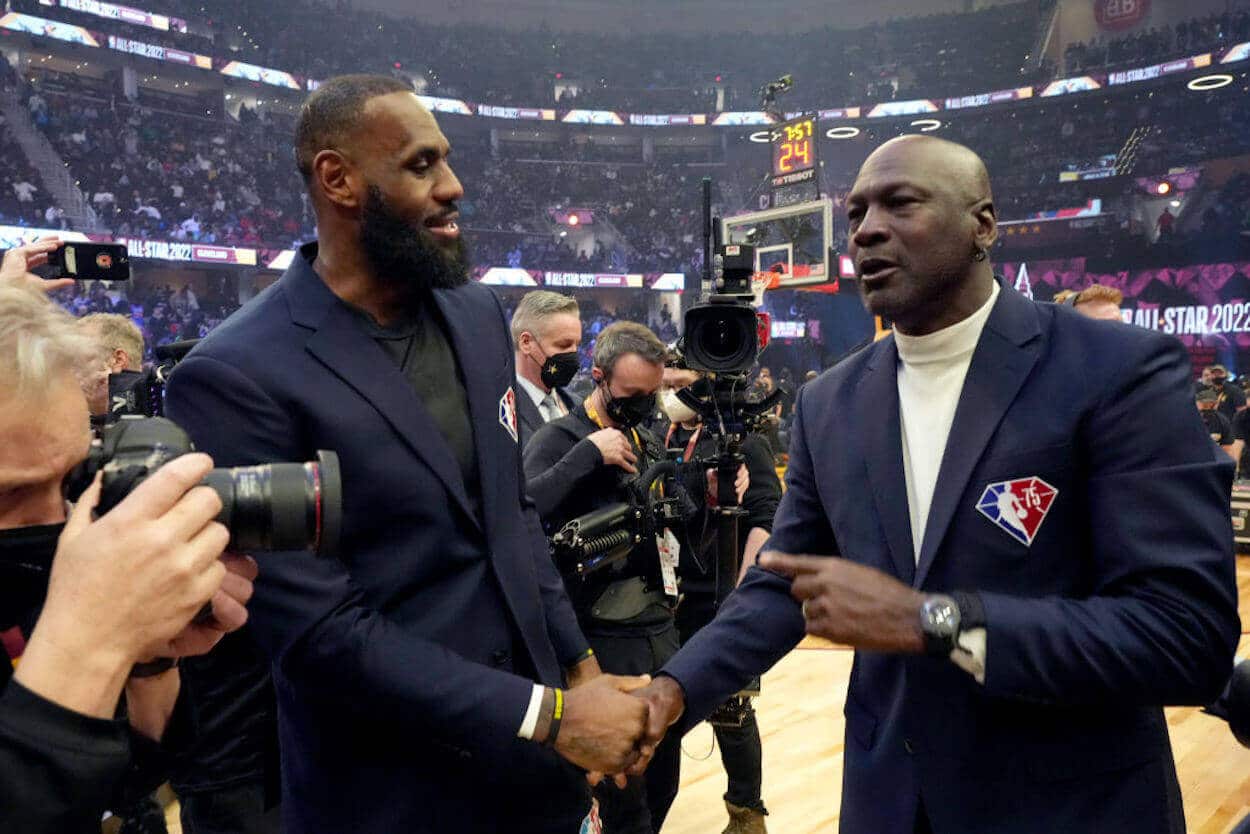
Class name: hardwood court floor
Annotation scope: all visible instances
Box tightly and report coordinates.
[663,557,1250,834]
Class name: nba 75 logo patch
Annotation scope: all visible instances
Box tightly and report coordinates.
[976,477,1058,546]
[498,386,518,443]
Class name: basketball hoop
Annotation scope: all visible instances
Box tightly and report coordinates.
[750,272,780,308]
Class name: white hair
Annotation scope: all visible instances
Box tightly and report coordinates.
[510,290,580,349]
[0,285,100,402]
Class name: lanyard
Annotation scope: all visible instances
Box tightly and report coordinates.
[664,423,703,464]
[584,397,642,449]
[586,397,660,497]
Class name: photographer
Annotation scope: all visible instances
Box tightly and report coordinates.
[76,312,145,419]
[524,321,682,834]
[659,372,781,834]
[0,268,255,834]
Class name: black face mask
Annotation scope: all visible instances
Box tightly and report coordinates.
[537,348,579,390]
[601,380,656,429]
[0,522,64,630]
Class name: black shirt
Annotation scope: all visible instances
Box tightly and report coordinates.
[665,427,781,596]
[523,405,669,609]
[1201,408,1234,446]
[1,657,185,832]
[349,297,482,520]
[1234,408,1250,474]
[1213,383,1246,423]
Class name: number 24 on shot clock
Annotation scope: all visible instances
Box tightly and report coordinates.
[772,116,816,185]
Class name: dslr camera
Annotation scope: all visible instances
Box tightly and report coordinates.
[66,416,342,557]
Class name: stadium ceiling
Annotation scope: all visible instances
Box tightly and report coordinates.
[351,0,1022,35]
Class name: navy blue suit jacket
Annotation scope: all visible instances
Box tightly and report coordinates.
[663,283,1240,834]
[165,245,591,833]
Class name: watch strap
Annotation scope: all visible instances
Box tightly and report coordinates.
[951,591,986,631]
[129,657,178,679]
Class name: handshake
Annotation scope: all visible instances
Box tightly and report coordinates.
[545,668,690,782]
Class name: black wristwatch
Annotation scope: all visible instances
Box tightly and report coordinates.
[919,595,961,656]
[919,592,986,657]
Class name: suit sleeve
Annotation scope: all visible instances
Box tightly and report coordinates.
[522,425,603,520]
[166,354,535,758]
[661,384,832,722]
[979,334,1240,706]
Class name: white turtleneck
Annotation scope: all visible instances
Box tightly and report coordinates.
[895,280,999,564]
[894,280,999,683]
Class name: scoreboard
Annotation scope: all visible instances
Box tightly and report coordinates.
[771,115,817,188]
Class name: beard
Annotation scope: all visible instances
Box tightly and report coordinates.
[359,185,471,295]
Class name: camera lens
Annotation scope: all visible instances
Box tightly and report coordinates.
[684,304,759,373]
[202,450,342,557]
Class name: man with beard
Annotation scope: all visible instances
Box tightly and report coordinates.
[629,135,1238,834]
[164,75,650,834]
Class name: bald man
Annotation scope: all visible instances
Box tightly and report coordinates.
[632,135,1238,834]
[164,75,650,834]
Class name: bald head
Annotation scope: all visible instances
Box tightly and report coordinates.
[864,134,993,207]
[846,135,999,336]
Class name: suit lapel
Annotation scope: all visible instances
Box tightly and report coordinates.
[283,255,483,533]
[854,339,917,584]
[515,381,543,444]
[913,286,1043,587]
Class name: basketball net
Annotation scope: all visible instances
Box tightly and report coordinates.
[750,272,781,308]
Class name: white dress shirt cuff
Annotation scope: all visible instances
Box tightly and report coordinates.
[950,627,987,685]
[517,683,546,739]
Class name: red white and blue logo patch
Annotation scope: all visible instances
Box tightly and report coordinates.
[976,477,1057,546]
[499,386,518,443]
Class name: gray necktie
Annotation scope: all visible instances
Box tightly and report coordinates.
[541,392,560,422]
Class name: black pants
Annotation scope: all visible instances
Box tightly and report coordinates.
[584,614,682,834]
[179,781,281,834]
[676,595,767,814]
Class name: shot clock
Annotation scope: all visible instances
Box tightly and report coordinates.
[771,115,817,188]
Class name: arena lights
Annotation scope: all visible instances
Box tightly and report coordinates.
[826,126,860,139]
[1188,73,1233,91]
[567,214,579,226]
[1156,182,1172,195]
[910,118,942,132]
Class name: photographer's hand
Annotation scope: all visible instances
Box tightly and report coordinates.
[588,428,638,474]
[14,454,232,720]
[0,237,72,294]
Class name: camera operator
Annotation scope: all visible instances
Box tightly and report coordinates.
[659,371,781,834]
[524,321,682,834]
[512,290,582,448]
[76,312,144,418]
[1203,364,1246,422]
[0,269,255,834]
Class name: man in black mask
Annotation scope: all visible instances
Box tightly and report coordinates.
[511,290,583,449]
[165,74,649,834]
[524,321,685,834]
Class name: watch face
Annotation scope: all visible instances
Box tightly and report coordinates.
[924,597,959,637]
